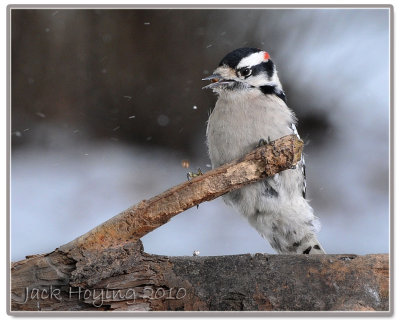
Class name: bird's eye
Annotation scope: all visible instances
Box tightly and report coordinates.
[238,67,252,78]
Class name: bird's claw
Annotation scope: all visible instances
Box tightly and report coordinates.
[257,137,272,147]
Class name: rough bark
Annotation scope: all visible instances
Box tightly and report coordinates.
[11,244,389,311]
[9,135,390,312]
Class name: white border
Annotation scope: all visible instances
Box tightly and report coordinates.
[3,3,395,318]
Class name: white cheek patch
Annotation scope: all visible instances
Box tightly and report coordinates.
[247,69,283,92]
[237,51,269,69]
[247,73,270,87]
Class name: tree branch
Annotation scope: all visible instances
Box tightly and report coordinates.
[11,248,389,311]
[59,134,303,254]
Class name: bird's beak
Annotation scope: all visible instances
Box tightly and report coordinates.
[202,74,233,90]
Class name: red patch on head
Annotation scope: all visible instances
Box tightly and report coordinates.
[264,52,270,60]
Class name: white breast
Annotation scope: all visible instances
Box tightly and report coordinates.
[206,90,296,168]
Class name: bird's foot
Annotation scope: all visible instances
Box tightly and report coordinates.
[257,136,272,147]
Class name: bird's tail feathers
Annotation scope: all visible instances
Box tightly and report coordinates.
[295,237,325,254]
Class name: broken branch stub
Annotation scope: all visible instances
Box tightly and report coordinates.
[60,134,303,254]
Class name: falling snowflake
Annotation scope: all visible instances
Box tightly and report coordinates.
[157,115,170,127]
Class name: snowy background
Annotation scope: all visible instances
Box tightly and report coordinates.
[11,9,390,261]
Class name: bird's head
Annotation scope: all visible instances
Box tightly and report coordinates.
[203,47,285,100]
